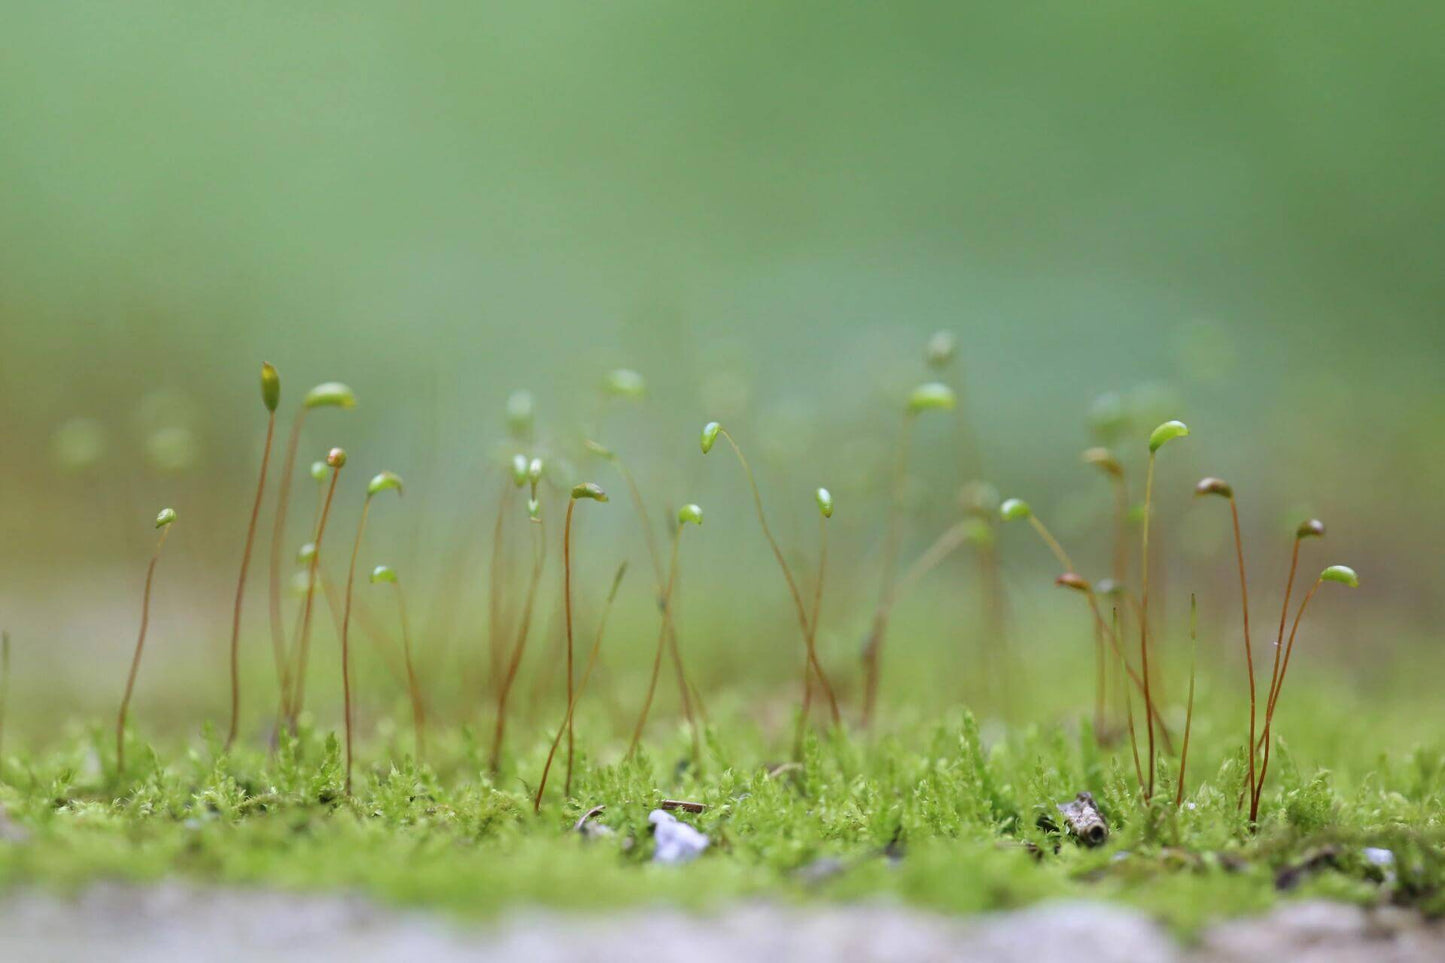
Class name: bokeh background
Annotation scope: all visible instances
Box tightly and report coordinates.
[1,3,1441,740]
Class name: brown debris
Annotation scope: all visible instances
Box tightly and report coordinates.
[658,799,707,814]
[1056,792,1109,847]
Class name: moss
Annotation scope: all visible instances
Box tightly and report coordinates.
[0,697,1439,937]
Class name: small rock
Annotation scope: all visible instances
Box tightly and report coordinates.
[648,810,708,865]
[1363,847,1395,868]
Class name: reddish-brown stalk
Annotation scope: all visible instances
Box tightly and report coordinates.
[288,452,344,731]
[340,472,401,795]
[559,484,608,795]
[1226,496,1257,809]
[226,367,279,751]
[629,509,702,763]
[713,429,840,726]
[489,514,547,774]
[1196,479,1258,810]
[1115,606,1144,794]
[1258,522,1323,760]
[268,412,310,717]
[1251,563,1354,821]
[1067,580,1174,747]
[486,474,515,694]
[795,510,829,759]
[382,574,426,762]
[116,511,176,777]
[1175,594,1198,808]
[563,499,579,793]
[534,562,627,812]
[1138,450,1159,800]
[606,450,704,739]
[863,419,915,729]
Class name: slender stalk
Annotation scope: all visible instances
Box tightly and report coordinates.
[1092,617,1106,736]
[1080,590,1174,746]
[1025,512,1108,731]
[717,430,840,725]
[1175,595,1198,807]
[489,517,546,774]
[1116,606,1144,794]
[795,513,828,758]
[1263,537,1303,737]
[389,579,426,761]
[1139,451,1158,800]
[562,500,578,796]
[225,409,276,751]
[268,411,308,713]
[289,462,342,730]
[1226,497,1257,811]
[1026,515,1075,572]
[1252,577,1323,821]
[278,468,330,723]
[977,529,1007,712]
[863,416,915,728]
[340,496,375,795]
[1107,473,1129,733]
[116,522,174,777]
[1110,475,1130,587]
[535,562,626,812]
[630,528,684,756]
[486,475,514,693]
[609,454,702,727]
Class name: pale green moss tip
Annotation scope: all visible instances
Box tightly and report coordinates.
[999,498,1032,522]
[572,482,608,502]
[700,421,721,454]
[603,369,646,400]
[260,362,280,412]
[303,382,357,410]
[907,382,956,414]
[367,471,404,496]
[1148,419,1189,453]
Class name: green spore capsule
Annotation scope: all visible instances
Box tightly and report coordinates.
[304,382,357,410]
[367,471,404,496]
[572,482,609,502]
[907,382,956,414]
[1148,419,1189,453]
[700,422,721,455]
[261,362,281,412]
[999,498,1032,522]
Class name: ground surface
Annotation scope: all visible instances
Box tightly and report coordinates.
[0,885,1440,962]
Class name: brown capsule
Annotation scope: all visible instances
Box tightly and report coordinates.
[1297,518,1326,540]
[1081,447,1123,478]
[1194,477,1233,498]
[326,447,347,469]
[1055,573,1091,593]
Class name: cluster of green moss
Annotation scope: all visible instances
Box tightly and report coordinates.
[1,702,1439,935]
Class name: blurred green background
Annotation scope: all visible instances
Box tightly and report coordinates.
[1,3,1441,731]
